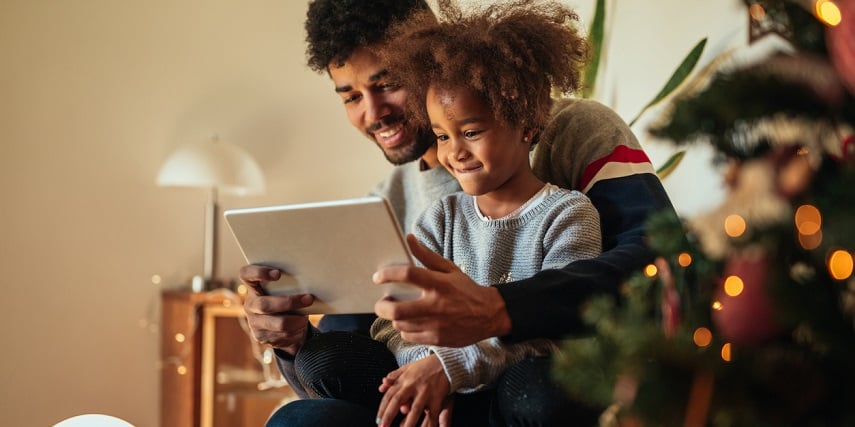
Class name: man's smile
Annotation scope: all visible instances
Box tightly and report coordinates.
[373,122,407,148]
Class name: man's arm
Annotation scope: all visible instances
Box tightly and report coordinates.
[495,173,673,342]
[374,174,673,346]
[498,97,677,342]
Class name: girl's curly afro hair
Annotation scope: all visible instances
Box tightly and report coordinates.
[381,0,590,134]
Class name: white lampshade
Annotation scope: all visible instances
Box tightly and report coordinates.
[54,414,135,427]
[157,135,266,286]
[156,135,265,196]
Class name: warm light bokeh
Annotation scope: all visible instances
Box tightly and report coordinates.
[724,275,744,297]
[795,204,822,235]
[798,229,823,250]
[721,343,732,362]
[693,327,713,347]
[816,0,842,26]
[749,3,766,20]
[644,264,658,277]
[724,214,747,237]
[828,249,854,280]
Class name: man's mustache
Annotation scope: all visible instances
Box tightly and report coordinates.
[366,115,406,133]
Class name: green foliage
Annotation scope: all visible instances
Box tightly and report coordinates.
[629,38,707,127]
[655,150,686,180]
[581,0,606,99]
[648,66,854,160]
[577,2,707,131]
[556,202,855,426]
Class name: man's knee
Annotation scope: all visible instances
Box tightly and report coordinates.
[295,331,397,408]
[494,357,601,426]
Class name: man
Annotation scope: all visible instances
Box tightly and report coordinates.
[243,0,676,425]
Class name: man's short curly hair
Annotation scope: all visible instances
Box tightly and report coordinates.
[380,0,590,134]
[305,0,431,72]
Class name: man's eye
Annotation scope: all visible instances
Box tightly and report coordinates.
[343,94,361,104]
[378,82,400,91]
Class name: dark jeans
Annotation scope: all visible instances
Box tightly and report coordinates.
[267,330,599,426]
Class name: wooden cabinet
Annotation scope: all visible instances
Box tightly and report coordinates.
[161,290,296,427]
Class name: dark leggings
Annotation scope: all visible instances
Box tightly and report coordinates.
[268,331,600,426]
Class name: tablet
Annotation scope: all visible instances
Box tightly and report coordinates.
[223,196,421,314]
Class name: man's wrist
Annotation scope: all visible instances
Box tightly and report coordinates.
[485,286,512,337]
[274,325,315,359]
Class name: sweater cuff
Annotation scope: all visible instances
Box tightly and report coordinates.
[429,346,469,393]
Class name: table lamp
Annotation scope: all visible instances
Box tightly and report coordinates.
[157,135,265,290]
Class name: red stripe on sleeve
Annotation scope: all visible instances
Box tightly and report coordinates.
[579,145,652,190]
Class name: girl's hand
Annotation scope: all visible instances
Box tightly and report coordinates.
[376,354,451,427]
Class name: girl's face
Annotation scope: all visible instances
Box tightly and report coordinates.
[427,85,532,196]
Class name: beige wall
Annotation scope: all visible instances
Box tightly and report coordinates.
[0,1,390,425]
[0,0,745,425]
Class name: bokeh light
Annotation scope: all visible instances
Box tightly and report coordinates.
[798,229,823,250]
[693,327,713,347]
[795,204,822,235]
[678,252,693,267]
[828,249,854,280]
[644,264,658,277]
[724,275,744,297]
[712,301,723,311]
[724,214,747,237]
[816,0,842,26]
[749,3,766,20]
[721,343,732,362]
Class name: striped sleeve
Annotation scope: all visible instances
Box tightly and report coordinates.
[579,145,656,193]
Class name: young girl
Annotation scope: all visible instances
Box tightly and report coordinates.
[370,1,601,425]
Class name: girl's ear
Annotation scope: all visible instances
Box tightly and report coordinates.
[523,128,537,144]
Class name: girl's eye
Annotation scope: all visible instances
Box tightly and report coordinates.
[435,134,449,142]
[463,130,482,138]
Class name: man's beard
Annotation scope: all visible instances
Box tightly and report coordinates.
[380,127,434,166]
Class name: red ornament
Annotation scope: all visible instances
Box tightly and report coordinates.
[657,257,681,338]
[711,251,781,345]
[827,0,855,96]
[842,135,855,161]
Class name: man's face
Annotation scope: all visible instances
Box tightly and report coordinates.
[328,46,433,165]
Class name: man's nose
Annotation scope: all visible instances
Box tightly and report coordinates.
[363,93,391,124]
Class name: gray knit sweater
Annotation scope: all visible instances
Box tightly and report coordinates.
[368,160,461,235]
[371,188,601,393]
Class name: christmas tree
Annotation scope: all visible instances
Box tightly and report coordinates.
[554,1,855,426]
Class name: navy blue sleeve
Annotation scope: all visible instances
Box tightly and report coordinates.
[495,173,675,342]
